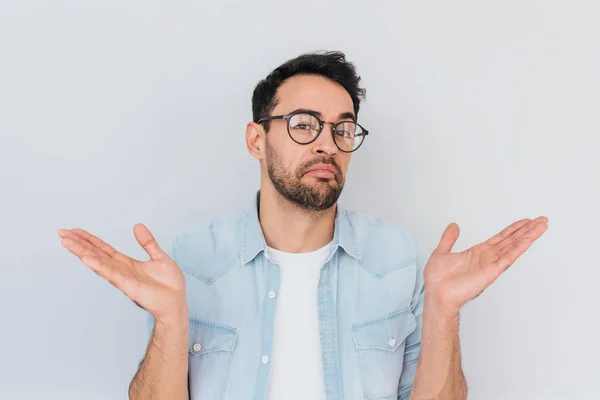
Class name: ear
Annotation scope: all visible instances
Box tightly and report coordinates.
[246,121,264,160]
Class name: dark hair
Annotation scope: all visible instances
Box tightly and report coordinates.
[252,50,366,131]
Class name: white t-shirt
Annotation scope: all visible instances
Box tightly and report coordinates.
[264,241,334,400]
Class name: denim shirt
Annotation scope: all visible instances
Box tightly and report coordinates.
[142,193,429,400]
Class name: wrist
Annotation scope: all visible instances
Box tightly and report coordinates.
[155,301,189,328]
[424,289,460,321]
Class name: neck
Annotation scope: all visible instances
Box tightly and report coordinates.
[258,184,336,253]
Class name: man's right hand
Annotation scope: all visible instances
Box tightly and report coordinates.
[59,224,187,325]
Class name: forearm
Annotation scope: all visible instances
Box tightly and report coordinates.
[129,314,190,400]
[410,294,467,400]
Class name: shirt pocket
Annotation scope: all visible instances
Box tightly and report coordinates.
[188,318,238,400]
[351,308,417,400]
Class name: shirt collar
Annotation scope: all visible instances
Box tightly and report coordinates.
[239,191,361,265]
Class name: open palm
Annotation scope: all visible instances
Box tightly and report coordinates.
[424,216,549,310]
[59,224,186,322]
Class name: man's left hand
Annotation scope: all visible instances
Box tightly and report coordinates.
[424,216,549,313]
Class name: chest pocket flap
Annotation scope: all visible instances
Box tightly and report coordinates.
[188,318,238,356]
[351,307,416,352]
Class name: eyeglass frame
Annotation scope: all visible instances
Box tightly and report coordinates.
[257,109,369,153]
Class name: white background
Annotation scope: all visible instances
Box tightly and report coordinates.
[1,1,598,399]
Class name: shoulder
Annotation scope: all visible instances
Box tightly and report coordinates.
[342,208,429,277]
[171,210,248,283]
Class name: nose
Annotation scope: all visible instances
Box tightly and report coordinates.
[311,123,338,156]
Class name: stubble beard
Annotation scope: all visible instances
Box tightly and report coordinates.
[265,139,344,212]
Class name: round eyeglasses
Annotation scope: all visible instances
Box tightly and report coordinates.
[257,111,369,153]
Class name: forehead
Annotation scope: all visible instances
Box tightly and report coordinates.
[272,74,355,118]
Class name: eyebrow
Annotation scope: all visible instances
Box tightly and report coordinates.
[290,108,356,122]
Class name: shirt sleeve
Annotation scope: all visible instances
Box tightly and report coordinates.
[397,234,429,399]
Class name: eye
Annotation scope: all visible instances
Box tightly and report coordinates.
[294,123,313,130]
[289,113,320,132]
[335,129,354,139]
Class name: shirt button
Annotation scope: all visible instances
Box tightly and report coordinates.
[388,339,397,347]
[261,355,270,364]
[193,343,202,352]
[268,291,277,299]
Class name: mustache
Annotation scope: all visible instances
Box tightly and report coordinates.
[299,157,342,177]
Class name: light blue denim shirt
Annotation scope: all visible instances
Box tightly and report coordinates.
[142,192,429,400]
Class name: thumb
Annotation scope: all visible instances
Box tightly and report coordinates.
[134,223,168,261]
[433,222,460,254]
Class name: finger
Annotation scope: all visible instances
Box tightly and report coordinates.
[495,221,548,272]
[81,255,131,293]
[496,216,548,256]
[69,228,134,265]
[69,229,118,257]
[433,222,460,254]
[81,254,104,272]
[134,224,168,261]
[60,230,113,260]
[61,237,104,261]
[486,218,531,246]
[63,236,133,285]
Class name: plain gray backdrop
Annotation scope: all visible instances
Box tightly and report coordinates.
[1,1,598,399]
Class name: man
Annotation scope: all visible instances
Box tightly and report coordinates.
[59,51,548,400]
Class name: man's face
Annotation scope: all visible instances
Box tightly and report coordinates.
[263,74,355,211]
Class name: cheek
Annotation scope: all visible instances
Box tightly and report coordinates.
[273,145,305,175]
[288,149,313,172]
[266,135,290,163]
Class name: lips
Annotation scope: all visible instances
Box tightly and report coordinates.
[305,163,339,179]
